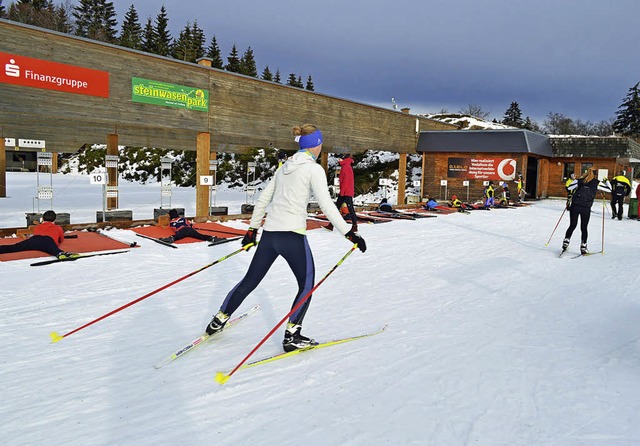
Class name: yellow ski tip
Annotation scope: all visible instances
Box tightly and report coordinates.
[50,332,63,343]
[215,372,230,385]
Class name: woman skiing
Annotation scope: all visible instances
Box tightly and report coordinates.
[203,123,366,352]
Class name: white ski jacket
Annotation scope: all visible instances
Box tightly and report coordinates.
[249,151,353,235]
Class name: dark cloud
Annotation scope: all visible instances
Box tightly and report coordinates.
[110,0,640,124]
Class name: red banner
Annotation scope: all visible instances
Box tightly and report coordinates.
[448,157,517,180]
[1,51,109,97]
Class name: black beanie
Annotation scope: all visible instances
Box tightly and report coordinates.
[42,210,57,222]
[169,209,179,219]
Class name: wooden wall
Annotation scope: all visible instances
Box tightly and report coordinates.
[0,20,455,155]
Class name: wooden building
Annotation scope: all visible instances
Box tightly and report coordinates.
[417,130,640,201]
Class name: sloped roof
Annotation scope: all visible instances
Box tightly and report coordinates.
[416,129,553,157]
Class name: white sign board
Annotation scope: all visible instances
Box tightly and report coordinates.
[379,178,390,186]
[413,180,421,187]
[200,175,214,186]
[334,178,340,186]
[19,139,45,148]
[440,180,448,186]
[90,173,107,184]
[4,138,15,147]
[463,180,470,186]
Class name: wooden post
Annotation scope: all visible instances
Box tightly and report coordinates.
[196,132,210,218]
[421,153,427,200]
[0,136,5,198]
[107,134,119,209]
[398,153,407,204]
[52,152,58,174]
[320,152,328,173]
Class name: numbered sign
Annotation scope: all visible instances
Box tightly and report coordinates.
[379,178,390,186]
[90,173,107,184]
[462,180,469,186]
[413,180,421,187]
[440,180,448,186]
[483,181,490,186]
[200,175,214,186]
[4,137,16,147]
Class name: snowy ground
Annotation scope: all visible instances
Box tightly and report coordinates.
[2,173,640,446]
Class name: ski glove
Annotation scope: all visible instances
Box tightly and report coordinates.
[242,228,258,251]
[345,229,367,253]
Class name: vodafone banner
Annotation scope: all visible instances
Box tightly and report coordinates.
[448,157,517,181]
[1,51,109,97]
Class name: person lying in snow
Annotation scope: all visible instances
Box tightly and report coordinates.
[160,209,221,244]
[0,210,78,260]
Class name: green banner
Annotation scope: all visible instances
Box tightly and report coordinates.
[132,77,209,112]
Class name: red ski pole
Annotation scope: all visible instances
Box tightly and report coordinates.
[545,206,567,246]
[216,244,358,385]
[50,243,255,343]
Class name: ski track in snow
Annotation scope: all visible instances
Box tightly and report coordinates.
[2,174,640,445]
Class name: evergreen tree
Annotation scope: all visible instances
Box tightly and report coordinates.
[502,102,524,128]
[0,1,5,18]
[190,20,206,61]
[206,35,224,68]
[296,75,303,88]
[140,17,156,53]
[225,44,241,72]
[613,82,640,139]
[72,0,117,43]
[305,75,314,91]
[154,5,172,56]
[261,66,273,81]
[119,4,142,49]
[286,73,298,87]
[8,0,71,31]
[274,69,281,83]
[239,46,258,77]
[172,23,193,61]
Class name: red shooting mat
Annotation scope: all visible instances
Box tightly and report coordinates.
[0,231,134,262]
[131,222,246,244]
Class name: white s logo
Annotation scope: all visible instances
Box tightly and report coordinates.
[5,58,20,77]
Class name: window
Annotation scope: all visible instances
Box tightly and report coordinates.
[562,162,574,181]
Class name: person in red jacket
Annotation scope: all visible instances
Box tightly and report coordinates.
[160,209,219,243]
[333,153,358,230]
[0,210,77,259]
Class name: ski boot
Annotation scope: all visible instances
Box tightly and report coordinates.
[160,236,175,243]
[205,310,229,335]
[282,323,318,352]
[580,243,588,255]
[561,238,570,252]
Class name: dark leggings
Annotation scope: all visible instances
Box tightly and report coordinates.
[610,196,624,219]
[336,195,357,225]
[173,227,210,241]
[220,231,315,325]
[564,207,591,243]
[0,235,61,256]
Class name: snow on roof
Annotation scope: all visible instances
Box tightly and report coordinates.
[418,113,517,130]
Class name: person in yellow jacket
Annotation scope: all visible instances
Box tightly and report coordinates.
[483,181,495,208]
[515,173,525,202]
[610,171,631,220]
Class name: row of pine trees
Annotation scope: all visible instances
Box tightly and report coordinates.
[0,0,315,89]
[1,1,639,139]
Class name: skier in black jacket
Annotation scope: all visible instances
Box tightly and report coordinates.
[562,167,600,255]
[609,172,631,220]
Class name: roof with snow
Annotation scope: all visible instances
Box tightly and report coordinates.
[416,129,554,157]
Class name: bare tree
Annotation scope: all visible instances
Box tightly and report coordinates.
[459,103,491,120]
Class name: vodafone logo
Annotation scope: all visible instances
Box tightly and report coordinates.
[497,158,517,180]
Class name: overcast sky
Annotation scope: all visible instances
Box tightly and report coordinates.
[109,0,640,125]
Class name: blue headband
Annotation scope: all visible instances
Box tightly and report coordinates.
[297,130,323,149]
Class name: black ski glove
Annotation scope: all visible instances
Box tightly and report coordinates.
[345,229,367,253]
[242,228,258,250]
